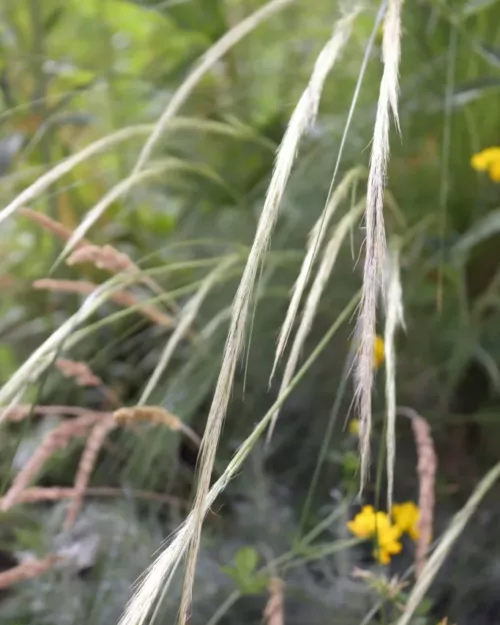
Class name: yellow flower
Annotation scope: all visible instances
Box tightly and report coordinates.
[490,159,500,182]
[376,524,403,564]
[470,147,500,182]
[347,505,380,538]
[348,418,360,436]
[374,335,385,369]
[347,506,403,565]
[391,501,420,541]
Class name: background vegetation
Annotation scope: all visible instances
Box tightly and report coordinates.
[1,0,500,624]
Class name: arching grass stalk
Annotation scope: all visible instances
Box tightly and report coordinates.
[139,257,237,404]
[118,291,360,625]
[383,239,405,509]
[271,167,365,383]
[175,9,361,624]
[1,247,302,411]
[271,0,388,380]
[268,198,365,440]
[0,119,272,227]
[56,159,232,265]
[130,0,297,178]
[397,460,500,625]
[0,259,237,411]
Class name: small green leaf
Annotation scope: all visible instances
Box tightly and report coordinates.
[234,546,259,576]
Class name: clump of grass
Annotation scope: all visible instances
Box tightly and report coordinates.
[175,8,361,624]
[118,294,359,625]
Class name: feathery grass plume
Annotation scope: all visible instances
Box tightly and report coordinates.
[177,10,361,624]
[270,0,389,385]
[270,0,387,388]
[270,167,365,383]
[396,460,500,625]
[131,0,296,177]
[118,295,358,625]
[2,486,185,508]
[33,279,175,328]
[114,406,201,447]
[140,257,236,404]
[264,578,285,625]
[0,555,59,590]
[0,413,105,511]
[383,241,405,509]
[355,0,404,491]
[267,199,365,441]
[64,415,116,529]
[398,407,437,578]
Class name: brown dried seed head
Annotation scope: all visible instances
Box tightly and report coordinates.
[114,406,181,430]
[0,555,59,590]
[66,244,135,274]
[56,358,102,387]
[0,413,103,511]
[64,415,116,529]
[264,578,285,625]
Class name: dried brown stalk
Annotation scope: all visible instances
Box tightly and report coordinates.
[64,415,116,528]
[0,486,186,508]
[1,405,108,421]
[56,359,120,406]
[66,244,135,274]
[20,207,89,246]
[56,358,102,387]
[0,555,59,590]
[66,243,179,315]
[398,407,437,578]
[22,206,175,308]
[33,279,174,328]
[0,404,88,423]
[264,578,285,625]
[114,406,201,447]
[0,413,107,511]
